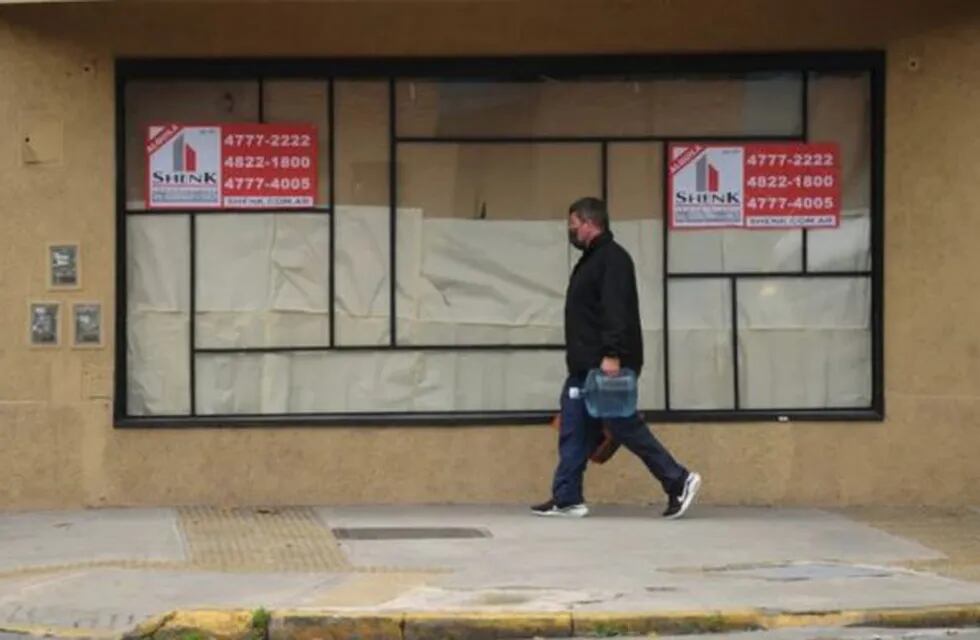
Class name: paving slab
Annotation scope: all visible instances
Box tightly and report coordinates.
[0,510,183,573]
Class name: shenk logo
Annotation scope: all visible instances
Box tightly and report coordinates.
[151,131,218,184]
[675,191,741,204]
[670,145,745,227]
[147,125,222,207]
[151,172,218,184]
[675,154,740,203]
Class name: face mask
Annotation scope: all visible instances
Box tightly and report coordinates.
[568,229,587,250]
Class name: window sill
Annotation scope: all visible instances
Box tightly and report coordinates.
[114,407,883,428]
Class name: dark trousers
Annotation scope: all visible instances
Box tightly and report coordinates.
[552,374,687,506]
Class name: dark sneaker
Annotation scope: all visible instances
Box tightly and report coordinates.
[531,499,590,518]
[663,471,702,520]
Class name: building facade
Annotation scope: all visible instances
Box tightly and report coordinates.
[1,0,978,509]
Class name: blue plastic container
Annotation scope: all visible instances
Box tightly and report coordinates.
[573,368,638,418]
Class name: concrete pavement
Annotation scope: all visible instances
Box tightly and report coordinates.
[0,505,977,638]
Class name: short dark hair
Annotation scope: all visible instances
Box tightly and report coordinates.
[568,197,609,230]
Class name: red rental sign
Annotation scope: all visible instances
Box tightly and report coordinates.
[668,142,841,229]
[146,123,319,210]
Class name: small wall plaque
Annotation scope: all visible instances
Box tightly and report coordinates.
[29,301,61,347]
[48,243,81,289]
[72,302,103,348]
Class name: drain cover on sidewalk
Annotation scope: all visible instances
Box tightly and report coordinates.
[333,527,491,540]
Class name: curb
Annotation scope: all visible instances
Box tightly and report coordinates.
[113,604,980,640]
[0,623,118,640]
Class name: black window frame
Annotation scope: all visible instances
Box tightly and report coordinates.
[114,52,885,428]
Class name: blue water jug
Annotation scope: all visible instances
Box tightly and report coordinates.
[573,368,638,419]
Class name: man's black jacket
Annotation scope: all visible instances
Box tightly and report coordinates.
[564,231,644,377]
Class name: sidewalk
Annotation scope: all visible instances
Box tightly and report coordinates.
[0,505,978,639]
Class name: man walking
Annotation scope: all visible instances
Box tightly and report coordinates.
[532,197,702,519]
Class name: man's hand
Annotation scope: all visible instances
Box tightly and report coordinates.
[600,356,621,376]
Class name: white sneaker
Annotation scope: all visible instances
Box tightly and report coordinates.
[531,500,590,518]
[663,472,701,520]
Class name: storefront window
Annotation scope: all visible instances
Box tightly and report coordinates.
[116,55,883,425]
